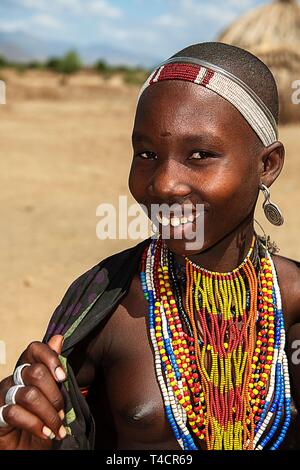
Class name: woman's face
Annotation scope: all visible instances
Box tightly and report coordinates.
[129,80,263,256]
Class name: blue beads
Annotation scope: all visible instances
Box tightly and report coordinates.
[255,277,291,449]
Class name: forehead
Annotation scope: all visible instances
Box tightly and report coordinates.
[134,80,254,142]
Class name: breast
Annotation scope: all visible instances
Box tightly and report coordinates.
[104,354,178,444]
[121,400,163,428]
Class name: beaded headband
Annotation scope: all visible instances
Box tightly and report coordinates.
[138,57,278,147]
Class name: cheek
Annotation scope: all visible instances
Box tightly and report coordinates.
[128,161,142,199]
[128,159,157,202]
[196,161,259,216]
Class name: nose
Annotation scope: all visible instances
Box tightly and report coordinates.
[147,158,192,202]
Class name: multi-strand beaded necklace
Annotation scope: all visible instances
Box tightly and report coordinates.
[140,236,291,450]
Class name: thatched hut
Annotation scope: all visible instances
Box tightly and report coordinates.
[217,0,300,123]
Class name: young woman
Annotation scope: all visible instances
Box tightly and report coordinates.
[0,42,299,451]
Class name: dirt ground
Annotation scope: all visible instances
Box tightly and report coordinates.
[0,68,299,379]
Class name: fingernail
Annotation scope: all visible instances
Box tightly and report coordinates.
[58,409,65,420]
[42,426,55,440]
[58,425,67,439]
[55,366,66,382]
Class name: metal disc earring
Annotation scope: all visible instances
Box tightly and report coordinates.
[259,183,284,226]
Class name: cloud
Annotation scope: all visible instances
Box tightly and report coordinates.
[0,13,63,33]
[0,19,27,33]
[87,1,123,19]
[178,0,239,25]
[225,0,255,8]
[31,13,63,29]
[152,0,257,44]
[98,21,157,45]
[19,0,48,9]
[99,23,130,41]
[154,14,187,28]
[17,0,123,18]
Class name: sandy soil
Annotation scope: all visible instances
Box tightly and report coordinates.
[0,68,299,379]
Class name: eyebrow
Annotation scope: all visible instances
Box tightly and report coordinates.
[132,131,225,147]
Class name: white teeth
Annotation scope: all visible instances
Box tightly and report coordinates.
[161,216,170,226]
[170,217,181,227]
[156,210,202,226]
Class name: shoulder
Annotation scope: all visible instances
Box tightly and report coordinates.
[272,254,300,328]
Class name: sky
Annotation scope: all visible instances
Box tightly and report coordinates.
[0,0,272,61]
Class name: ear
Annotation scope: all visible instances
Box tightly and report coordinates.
[259,141,285,187]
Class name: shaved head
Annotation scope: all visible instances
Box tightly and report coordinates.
[171,42,279,124]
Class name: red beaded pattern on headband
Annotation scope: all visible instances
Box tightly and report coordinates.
[149,63,215,88]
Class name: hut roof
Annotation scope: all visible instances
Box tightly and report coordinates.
[217,0,300,122]
[218,0,300,62]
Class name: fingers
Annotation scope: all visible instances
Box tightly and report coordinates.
[18,341,67,384]
[21,363,64,413]
[0,375,66,440]
[2,403,66,441]
[12,385,66,439]
[48,335,64,356]
[0,376,14,396]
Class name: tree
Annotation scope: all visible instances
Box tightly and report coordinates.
[58,50,82,75]
[94,59,114,79]
[46,57,61,71]
[0,55,8,68]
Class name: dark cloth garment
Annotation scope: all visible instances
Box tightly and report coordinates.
[42,238,151,450]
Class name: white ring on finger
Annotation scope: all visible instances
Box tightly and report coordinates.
[13,363,31,386]
[5,385,24,406]
[0,404,10,428]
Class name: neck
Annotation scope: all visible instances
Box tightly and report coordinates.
[174,217,255,272]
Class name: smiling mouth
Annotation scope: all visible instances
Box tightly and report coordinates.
[156,210,203,227]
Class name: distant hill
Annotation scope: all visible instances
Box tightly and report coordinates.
[0,31,161,67]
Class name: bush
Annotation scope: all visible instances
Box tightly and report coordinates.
[46,50,82,75]
[58,50,82,75]
[46,57,62,71]
[122,67,149,85]
[94,59,114,79]
[0,55,8,68]
[94,59,149,85]
[94,59,109,73]
[27,60,44,69]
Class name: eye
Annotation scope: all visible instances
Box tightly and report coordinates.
[188,150,214,160]
[136,151,157,160]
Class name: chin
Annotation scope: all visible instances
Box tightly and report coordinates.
[160,236,208,258]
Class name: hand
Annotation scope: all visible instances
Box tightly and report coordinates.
[0,335,68,450]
